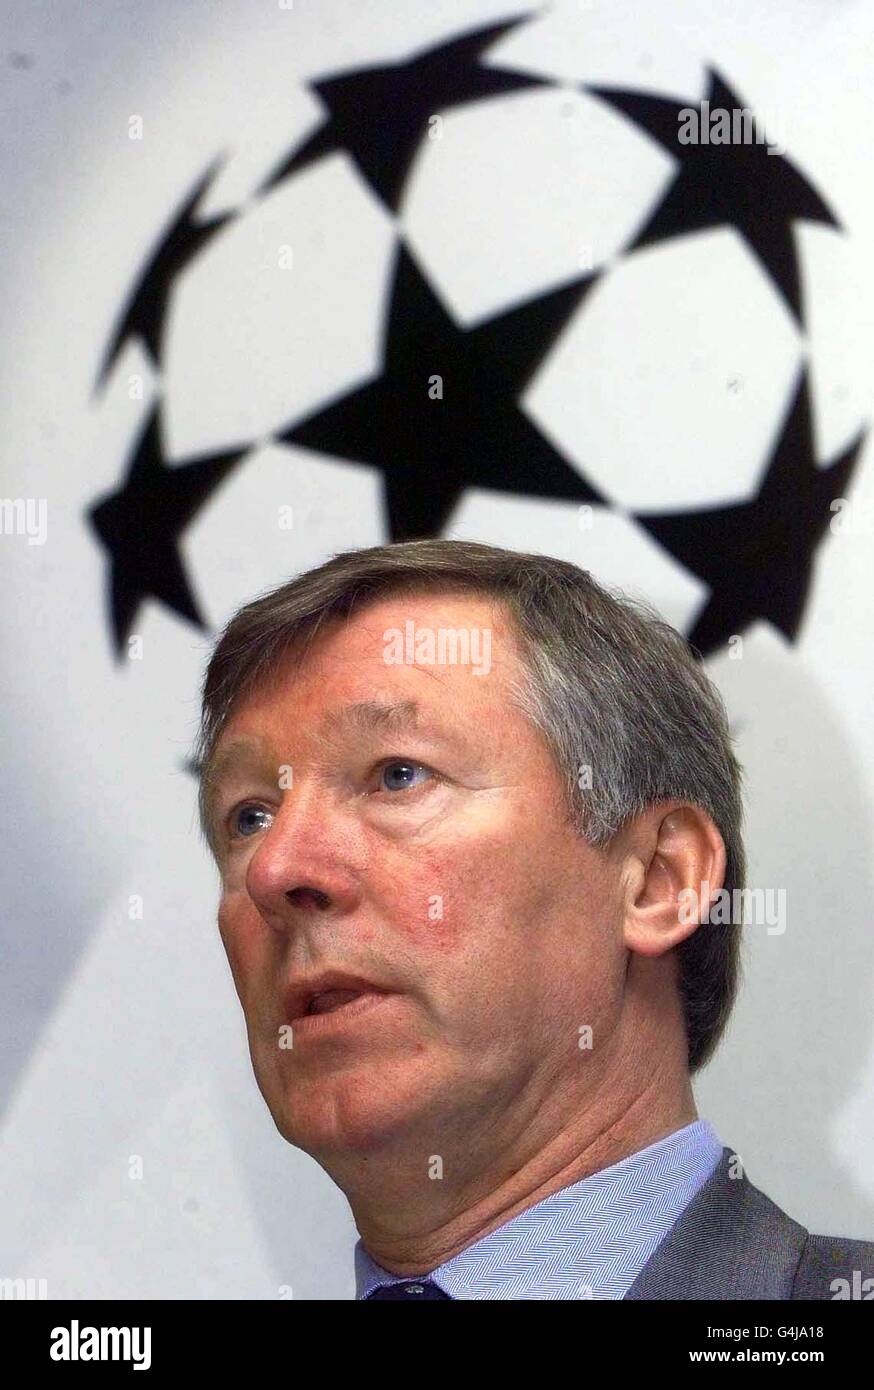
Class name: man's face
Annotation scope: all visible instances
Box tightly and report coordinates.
[206,592,628,1161]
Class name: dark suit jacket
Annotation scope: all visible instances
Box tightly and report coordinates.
[624,1146,874,1299]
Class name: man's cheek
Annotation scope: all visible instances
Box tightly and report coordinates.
[217,892,244,954]
[217,835,268,898]
[374,850,467,953]
[388,831,518,951]
[217,894,263,996]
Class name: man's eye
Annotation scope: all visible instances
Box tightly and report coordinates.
[231,804,274,838]
[376,760,434,794]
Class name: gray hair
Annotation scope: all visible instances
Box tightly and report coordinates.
[196,538,745,1072]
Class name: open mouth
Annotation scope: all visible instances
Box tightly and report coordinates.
[306,988,366,1016]
[284,971,395,1035]
[289,988,394,1038]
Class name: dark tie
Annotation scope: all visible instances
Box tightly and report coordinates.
[366,1279,451,1300]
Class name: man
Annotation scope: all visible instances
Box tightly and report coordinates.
[195,538,873,1299]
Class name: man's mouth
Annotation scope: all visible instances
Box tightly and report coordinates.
[284,970,392,1025]
[306,989,365,1016]
[288,987,395,1039]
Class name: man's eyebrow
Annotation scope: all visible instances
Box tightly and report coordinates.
[200,737,262,788]
[198,703,426,840]
[197,737,273,841]
[195,700,441,839]
[319,698,422,740]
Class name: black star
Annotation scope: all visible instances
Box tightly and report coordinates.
[88,402,247,654]
[278,241,604,539]
[258,14,546,211]
[635,367,866,654]
[93,156,231,393]
[587,69,839,327]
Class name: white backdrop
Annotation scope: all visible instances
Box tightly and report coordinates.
[1,0,873,1299]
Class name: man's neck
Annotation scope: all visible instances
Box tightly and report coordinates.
[346,1065,697,1278]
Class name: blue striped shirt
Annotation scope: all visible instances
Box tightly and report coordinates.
[355,1119,724,1299]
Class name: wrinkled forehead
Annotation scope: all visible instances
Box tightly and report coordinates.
[197,586,537,794]
[228,588,520,707]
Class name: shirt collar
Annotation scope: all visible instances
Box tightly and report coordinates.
[355,1119,724,1299]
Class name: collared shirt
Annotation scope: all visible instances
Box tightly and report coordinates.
[355,1118,724,1299]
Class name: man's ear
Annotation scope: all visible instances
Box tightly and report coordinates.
[620,804,727,958]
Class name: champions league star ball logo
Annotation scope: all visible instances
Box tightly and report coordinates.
[88,12,866,661]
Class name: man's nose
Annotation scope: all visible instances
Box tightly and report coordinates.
[244,781,364,930]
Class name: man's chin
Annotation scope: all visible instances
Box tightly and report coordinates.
[258,1062,438,1159]
[270,1097,417,1160]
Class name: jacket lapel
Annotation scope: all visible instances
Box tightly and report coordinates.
[624,1146,808,1299]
